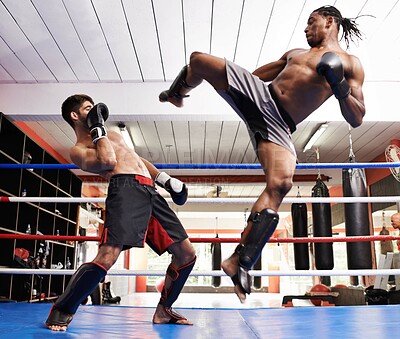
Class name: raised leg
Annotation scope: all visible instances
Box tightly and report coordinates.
[159,65,194,105]
[158,52,228,107]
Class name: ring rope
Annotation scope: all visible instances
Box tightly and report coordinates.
[0,268,399,277]
[1,234,399,243]
[2,196,400,204]
[0,234,100,241]
[190,235,400,243]
[0,162,399,170]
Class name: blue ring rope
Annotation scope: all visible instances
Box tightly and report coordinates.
[0,162,399,170]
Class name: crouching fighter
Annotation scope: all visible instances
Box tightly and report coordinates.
[159,5,366,302]
[46,95,196,331]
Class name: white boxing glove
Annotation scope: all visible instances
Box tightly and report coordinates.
[155,172,188,205]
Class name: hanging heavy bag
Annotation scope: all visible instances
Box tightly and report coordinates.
[211,237,221,287]
[311,178,334,270]
[342,164,373,269]
[291,202,310,270]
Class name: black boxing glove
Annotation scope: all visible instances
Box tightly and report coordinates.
[155,172,188,206]
[86,103,109,143]
[316,52,350,100]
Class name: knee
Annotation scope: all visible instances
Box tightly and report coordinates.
[184,243,197,263]
[268,177,293,198]
[180,240,197,264]
[189,51,207,71]
[93,248,121,270]
[279,178,293,197]
[93,258,115,271]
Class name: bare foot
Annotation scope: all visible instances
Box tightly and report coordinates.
[46,324,67,331]
[221,255,247,303]
[45,306,73,331]
[153,304,193,325]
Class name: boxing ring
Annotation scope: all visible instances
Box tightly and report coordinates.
[1,162,400,337]
[2,303,399,337]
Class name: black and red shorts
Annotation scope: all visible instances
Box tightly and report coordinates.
[100,174,188,254]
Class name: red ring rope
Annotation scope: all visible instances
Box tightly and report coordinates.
[0,234,399,243]
[0,234,100,241]
[190,235,400,243]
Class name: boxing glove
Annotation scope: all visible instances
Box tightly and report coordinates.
[86,103,109,143]
[155,172,188,206]
[316,52,350,100]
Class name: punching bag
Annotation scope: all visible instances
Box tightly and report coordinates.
[379,226,393,255]
[342,162,373,269]
[311,178,334,270]
[291,202,310,270]
[211,236,221,287]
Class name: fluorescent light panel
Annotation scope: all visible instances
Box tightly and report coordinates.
[303,123,328,152]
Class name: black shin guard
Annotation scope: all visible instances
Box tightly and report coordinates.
[54,262,107,314]
[159,65,193,101]
[160,257,196,308]
[236,209,279,293]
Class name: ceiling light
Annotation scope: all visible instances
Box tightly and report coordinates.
[118,123,135,150]
[303,123,328,152]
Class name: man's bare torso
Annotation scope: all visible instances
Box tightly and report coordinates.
[73,131,151,180]
[270,47,353,125]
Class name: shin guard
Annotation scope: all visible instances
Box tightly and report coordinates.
[236,209,279,293]
[160,257,196,308]
[159,65,193,102]
[54,262,107,314]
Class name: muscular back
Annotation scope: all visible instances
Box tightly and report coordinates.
[257,47,364,125]
[71,130,150,180]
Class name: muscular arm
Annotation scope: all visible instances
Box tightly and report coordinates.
[140,157,160,179]
[339,56,366,128]
[252,49,303,81]
[70,138,117,174]
[252,56,287,81]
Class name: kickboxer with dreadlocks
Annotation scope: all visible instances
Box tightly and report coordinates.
[159,5,366,303]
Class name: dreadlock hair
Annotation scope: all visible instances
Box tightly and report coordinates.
[314,5,363,49]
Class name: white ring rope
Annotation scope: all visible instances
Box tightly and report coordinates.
[3,196,400,204]
[1,268,399,277]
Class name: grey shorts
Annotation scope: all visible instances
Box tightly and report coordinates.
[217,60,297,157]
